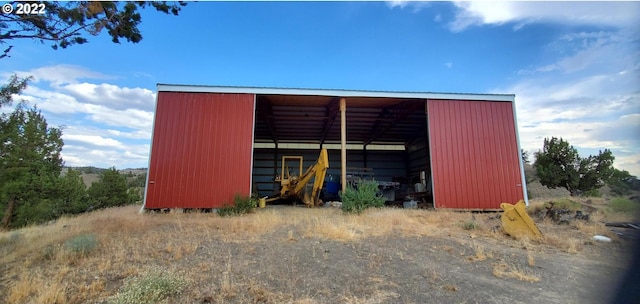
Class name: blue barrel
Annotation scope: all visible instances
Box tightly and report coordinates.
[326,182,340,194]
[326,175,340,194]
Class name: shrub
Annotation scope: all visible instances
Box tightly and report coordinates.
[340,180,384,214]
[583,189,601,197]
[87,167,136,210]
[546,198,582,211]
[64,234,98,256]
[109,267,186,304]
[462,220,478,230]
[609,197,640,213]
[217,194,257,217]
[43,245,56,260]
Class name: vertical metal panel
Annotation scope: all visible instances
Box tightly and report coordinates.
[428,99,523,209]
[145,92,255,209]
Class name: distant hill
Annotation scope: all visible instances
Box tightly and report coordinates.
[61,167,147,187]
[119,168,147,176]
[62,166,146,174]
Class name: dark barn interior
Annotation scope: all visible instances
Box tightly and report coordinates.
[251,94,432,205]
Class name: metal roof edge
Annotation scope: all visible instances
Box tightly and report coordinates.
[156,84,516,102]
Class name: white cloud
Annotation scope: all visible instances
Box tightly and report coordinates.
[590,114,640,147]
[87,106,153,130]
[106,129,152,140]
[51,123,152,168]
[61,83,155,111]
[449,2,640,32]
[7,64,156,169]
[60,150,92,167]
[61,142,150,168]
[63,125,151,142]
[63,134,126,149]
[13,64,112,86]
[504,29,640,175]
[386,1,408,9]
[21,86,90,114]
[20,86,154,130]
[385,1,430,13]
[518,113,640,176]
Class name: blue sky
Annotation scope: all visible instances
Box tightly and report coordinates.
[2,1,639,175]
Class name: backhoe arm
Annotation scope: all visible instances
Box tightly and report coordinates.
[295,149,329,207]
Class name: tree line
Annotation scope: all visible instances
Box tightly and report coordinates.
[0,95,143,229]
[527,137,639,197]
[1,2,184,229]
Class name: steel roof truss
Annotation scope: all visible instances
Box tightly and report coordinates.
[364,100,424,146]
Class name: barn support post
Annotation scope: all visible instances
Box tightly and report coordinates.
[424,100,431,189]
[340,97,347,193]
[425,99,436,208]
[273,142,279,193]
[363,144,368,168]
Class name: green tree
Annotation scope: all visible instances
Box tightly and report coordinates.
[607,168,638,196]
[0,75,30,107]
[55,168,88,214]
[0,2,182,227]
[128,172,147,188]
[0,105,64,228]
[1,1,186,52]
[534,137,615,196]
[577,149,615,193]
[534,137,580,194]
[87,167,138,210]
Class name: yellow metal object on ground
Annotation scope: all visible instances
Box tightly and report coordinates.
[258,197,266,208]
[500,200,543,239]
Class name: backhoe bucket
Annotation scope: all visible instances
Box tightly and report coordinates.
[500,200,543,239]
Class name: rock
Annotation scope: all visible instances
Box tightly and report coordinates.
[592,235,612,242]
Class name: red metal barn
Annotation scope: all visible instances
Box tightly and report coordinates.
[143,85,527,210]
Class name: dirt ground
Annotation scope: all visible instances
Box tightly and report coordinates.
[1,203,637,304]
[178,210,633,304]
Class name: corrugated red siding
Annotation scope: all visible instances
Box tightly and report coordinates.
[144,92,255,209]
[428,99,523,209]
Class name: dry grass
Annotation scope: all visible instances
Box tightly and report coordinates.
[574,219,613,237]
[0,205,480,303]
[296,207,478,241]
[522,196,640,253]
[467,241,492,262]
[341,290,400,304]
[442,284,459,292]
[492,261,540,282]
[0,198,629,303]
[544,235,584,254]
[529,196,639,222]
[7,269,72,304]
[0,206,177,303]
[527,252,536,267]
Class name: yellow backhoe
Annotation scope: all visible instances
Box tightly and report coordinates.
[262,149,329,207]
